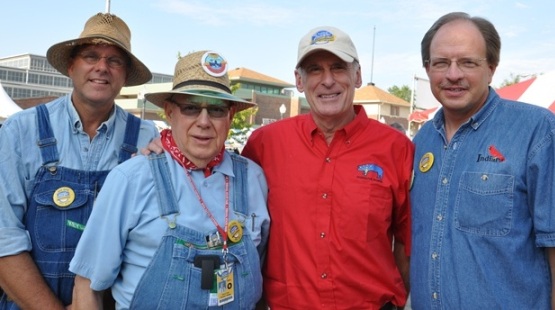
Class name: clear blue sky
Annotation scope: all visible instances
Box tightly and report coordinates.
[3,0,554,90]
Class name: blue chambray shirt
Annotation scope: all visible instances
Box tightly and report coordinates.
[410,88,555,309]
[0,94,159,257]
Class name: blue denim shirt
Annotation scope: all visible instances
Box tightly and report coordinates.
[410,88,555,309]
[0,94,159,257]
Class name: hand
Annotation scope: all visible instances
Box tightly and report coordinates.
[140,137,163,155]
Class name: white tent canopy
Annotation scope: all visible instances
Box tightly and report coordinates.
[0,81,22,119]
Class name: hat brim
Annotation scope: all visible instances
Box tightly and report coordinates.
[296,47,355,68]
[46,35,152,86]
[145,88,256,113]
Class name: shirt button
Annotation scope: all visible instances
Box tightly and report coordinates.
[322,193,328,199]
[325,157,331,163]
[321,273,327,279]
[442,177,448,185]
[436,214,443,221]
[431,252,438,259]
[481,174,488,181]
[320,232,326,238]
[433,292,439,299]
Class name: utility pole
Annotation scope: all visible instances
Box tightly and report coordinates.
[370,26,376,85]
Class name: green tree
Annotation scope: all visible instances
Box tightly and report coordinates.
[498,73,522,88]
[229,83,257,139]
[388,85,412,102]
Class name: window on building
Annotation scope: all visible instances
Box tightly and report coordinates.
[39,75,53,86]
[262,118,277,125]
[390,105,400,116]
[28,73,40,84]
[7,70,25,83]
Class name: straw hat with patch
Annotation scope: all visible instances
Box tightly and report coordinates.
[46,12,151,86]
[145,50,256,113]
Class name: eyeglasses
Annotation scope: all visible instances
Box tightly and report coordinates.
[174,103,230,118]
[425,57,487,73]
[77,52,127,68]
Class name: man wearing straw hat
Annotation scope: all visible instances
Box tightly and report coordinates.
[70,50,270,309]
[0,13,157,309]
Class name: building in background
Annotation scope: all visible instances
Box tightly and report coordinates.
[116,67,303,126]
[0,53,172,108]
[354,83,412,134]
[0,54,412,132]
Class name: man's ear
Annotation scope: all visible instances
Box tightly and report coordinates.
[229,105,237,121]
[164,101,174,122]
[295,69,305,93]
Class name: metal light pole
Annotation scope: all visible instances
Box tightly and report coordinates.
[279,103,286,120]
[138,88,146,119]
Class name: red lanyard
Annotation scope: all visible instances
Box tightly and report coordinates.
[185,169,230,252]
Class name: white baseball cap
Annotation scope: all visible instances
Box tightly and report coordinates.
[296,26,359,68]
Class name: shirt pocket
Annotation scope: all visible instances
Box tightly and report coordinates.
[454,172,514,237]
[33,183,91,251]
[340,184,392,242]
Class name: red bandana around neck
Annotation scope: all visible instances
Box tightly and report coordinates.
[160,129,224,177]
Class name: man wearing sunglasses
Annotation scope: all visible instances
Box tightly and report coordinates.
[70,50,270,309]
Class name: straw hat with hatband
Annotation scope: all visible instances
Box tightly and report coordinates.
[145,50,255,112]
[46,12,152,86]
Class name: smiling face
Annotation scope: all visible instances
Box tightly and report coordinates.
[426,19,496,122]
[164,95,234,168]
[295,51,362,127]
[67,44,128,111]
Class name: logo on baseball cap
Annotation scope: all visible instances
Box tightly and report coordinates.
[296,26,359,68]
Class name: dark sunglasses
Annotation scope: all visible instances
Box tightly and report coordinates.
[173,103,230,118]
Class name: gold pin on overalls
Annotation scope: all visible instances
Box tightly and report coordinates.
[53,186,75,207]
[227,220,243,243]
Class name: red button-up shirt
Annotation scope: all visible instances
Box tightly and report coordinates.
[242,106,414,309]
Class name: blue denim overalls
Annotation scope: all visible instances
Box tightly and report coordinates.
[0,104,141,309]
[127,153,262,309]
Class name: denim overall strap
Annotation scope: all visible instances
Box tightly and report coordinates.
[229,152,248,215]
[118,113,141,164]
[148,153,180,218]
[36,104,59,165]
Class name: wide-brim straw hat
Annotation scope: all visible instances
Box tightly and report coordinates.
[145,50,256,113]
[46,13,152,86]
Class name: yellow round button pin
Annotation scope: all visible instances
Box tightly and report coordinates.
[227,220,243,243]
[419,152,434,173]
[53,187,75,208]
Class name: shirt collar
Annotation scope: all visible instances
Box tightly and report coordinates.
[305,105,368,143]
[66,93,117,134]
[211,151,235,177]
[432,87,500,132]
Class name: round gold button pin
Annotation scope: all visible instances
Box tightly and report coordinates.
[53,187,75,208]
[419,152,434,173]
[227,220,243,243]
